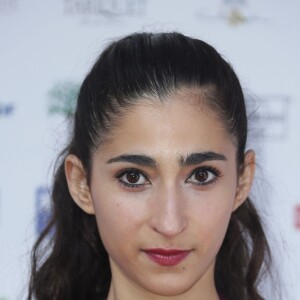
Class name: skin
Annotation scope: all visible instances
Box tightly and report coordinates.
[65,92,255,300]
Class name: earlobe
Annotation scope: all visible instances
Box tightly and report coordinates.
[233,150,256,211]
[64,154,95,215]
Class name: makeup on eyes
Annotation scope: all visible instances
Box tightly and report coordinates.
[108,150,227,191]
[116,168,151,189]
[185,166,223,187]
[114,164,223,190]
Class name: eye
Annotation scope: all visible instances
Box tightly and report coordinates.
[185,167,221,186]
[117,169,150,187]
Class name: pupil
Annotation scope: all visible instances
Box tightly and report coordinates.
[127,171,140,183]
[195,170,208,182]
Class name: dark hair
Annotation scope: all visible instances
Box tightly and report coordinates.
[28,32,271,300]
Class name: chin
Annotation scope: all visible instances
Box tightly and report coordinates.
[140,276,195,297]
[148,287,189,297]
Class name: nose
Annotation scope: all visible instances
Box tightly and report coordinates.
[149,185,187,238]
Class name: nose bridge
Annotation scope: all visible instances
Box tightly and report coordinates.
[150,182,187,237]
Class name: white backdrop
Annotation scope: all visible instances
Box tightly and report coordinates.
[0,0,299,299]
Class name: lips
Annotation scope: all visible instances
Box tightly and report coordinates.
[142,248,191,266]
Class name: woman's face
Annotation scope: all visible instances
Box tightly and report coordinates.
[87,94,247,297]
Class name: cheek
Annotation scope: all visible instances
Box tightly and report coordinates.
[90,185,146,252]
[188,185,236,249]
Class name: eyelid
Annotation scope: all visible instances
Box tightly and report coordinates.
[116,168,151,188]
[116,168,149,179]
[185,166,222,185]
[186,165,222,177]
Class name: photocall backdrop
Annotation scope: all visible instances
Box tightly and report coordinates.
[0,0,299,299]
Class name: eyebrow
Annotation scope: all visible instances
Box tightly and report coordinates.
[106,154,156,167]
[106,151,226,167]
[179,152,227,166]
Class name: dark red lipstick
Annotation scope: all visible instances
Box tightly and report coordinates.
[143,248,191,266]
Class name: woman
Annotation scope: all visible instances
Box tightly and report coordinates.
[28,32,272,300]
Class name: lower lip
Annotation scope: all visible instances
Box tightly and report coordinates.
[143,250,191,266]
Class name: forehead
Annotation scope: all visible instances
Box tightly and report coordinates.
[96,93,237,162]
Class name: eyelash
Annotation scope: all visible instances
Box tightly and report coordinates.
[185,166,222,187]
[116,168,150,189]
[116,166,222,189]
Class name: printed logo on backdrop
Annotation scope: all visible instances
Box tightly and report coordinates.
[0,190,1,227]
[63,0,147,23]
[0,102,14,118]
[248,95,290,140]
[0,0,18,13]
[195,0,264,27]
[35,186,51,235]
[48,81,79,118]
[295,205,300,230]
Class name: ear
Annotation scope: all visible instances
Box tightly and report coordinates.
[233,150,256,211]
[64,154,95,215]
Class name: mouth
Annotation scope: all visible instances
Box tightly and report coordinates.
[142,248,192,266]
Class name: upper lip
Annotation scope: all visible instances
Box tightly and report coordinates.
[142,248,191,255]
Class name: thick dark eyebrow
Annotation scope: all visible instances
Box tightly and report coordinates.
[106,154,156,167]
[180,152,227,166]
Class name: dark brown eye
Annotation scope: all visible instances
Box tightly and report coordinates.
[186,167,220,186]
[194,170,209,182]
[117,169,150,187]
[126,171,140,184]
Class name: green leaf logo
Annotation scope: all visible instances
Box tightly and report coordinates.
[48,81,80,117]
